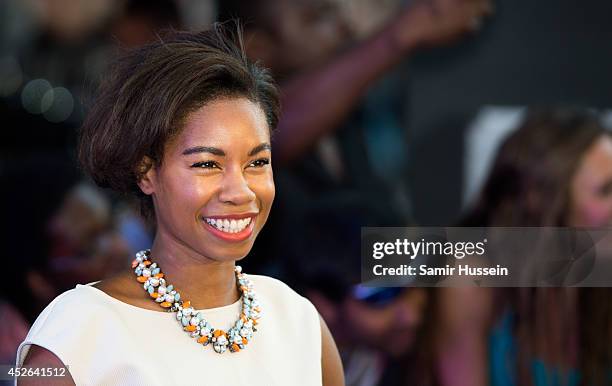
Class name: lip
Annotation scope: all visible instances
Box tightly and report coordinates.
[200,213,257,242]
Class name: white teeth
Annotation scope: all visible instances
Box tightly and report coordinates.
[204,217,251,233]
[204,216,253,234]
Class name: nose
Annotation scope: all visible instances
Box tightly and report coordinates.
[606,198,612,224]
[395,290,426,328]
[394,304,421,328]
[217,167,256,205]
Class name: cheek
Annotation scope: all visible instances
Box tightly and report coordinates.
[572,196,612,227]
[569,173,612,227]
[159,174,216,219]
[344,300,394,338]
[251,173,275,209]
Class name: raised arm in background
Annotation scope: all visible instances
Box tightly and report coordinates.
[272,0,493,164]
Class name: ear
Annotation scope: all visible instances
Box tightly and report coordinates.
[306,290,339,327]
[136,156,157,195]
[243,29,277,70]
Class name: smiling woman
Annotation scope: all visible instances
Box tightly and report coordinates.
[15,23,343,386]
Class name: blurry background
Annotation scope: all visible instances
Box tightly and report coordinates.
[1,0,611,385]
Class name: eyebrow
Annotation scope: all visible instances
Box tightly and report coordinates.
[182,146,224,156]
[248,143,272,156]
[181,143,271,157]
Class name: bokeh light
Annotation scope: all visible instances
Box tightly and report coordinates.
[41,87,75,123]
[20,78,52,114]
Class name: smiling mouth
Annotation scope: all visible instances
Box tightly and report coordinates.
[203,217,252,233]
[200,214,257,242]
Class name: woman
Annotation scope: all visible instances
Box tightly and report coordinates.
[16,24,344,386]
[436,109,612,386]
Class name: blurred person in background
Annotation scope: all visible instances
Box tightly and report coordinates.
[217,0,493,274]
[45,182,131,288]
[110,0,181,48]
[284,206,429,386]
[0,159,129,366]
[16,0,180,78]
[436,109,612,386]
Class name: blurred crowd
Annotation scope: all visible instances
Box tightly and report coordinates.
[1,0,611,385]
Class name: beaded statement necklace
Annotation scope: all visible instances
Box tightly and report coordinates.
[132,249,261,354]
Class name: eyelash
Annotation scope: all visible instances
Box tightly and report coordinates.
[249,158,270,168]
[191,161,219,169]
[190,158,270,169]
[599,182,612,196]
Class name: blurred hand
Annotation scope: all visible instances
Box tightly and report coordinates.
[393,0,493,49]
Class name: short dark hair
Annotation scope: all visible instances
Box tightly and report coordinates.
[78,22,280,220]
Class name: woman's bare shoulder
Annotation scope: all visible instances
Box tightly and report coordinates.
[19,345,75,386]
[320,315,344,386]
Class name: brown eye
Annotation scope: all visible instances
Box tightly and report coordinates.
[599,181,612,196]
[191,161,219,169]
[248,158,270,168]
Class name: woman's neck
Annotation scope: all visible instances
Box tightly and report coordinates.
[149,233,240,310]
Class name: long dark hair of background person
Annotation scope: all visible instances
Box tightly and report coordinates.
[462,108,612,386]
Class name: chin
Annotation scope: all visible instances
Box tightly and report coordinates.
[200,242,254,262]
[381,332,416,358]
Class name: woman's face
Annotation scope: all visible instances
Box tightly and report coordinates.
[140,97,275,262]
[568,134,612,227]
[342,288,427,358]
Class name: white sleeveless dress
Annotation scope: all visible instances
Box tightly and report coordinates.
[16,275,322,386]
